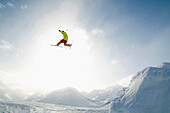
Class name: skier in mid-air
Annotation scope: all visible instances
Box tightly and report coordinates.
[56,30,72,48]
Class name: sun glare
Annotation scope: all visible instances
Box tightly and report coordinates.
[20,26,97,92]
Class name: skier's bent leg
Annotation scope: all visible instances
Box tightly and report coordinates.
[64,43,71,46]
[57,41,62,46]
[64,41,71,46]
[57,39,64,46]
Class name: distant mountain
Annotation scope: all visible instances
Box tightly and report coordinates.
[28,84,124,107]
[0,81,28,101]
[110,62,170,113]
[0,81,12,101]
[38,87,95,107]
[26,92,46,102]
[0,88,12,101]
[87,84,123,104]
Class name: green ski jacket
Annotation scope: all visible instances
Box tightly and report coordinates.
[60,31,68,41]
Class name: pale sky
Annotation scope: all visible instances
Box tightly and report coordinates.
[0,0,170,93]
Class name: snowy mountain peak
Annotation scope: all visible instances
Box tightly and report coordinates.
[57,87,79,93]
[110,62,170,113]
[158,62,170,69]
[130,62,170,85]
[38,87,94,107]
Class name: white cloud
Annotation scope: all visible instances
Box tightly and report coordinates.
[20,5,27,9]
[0,40,14,50]
[87,28,104,47]
[7,2,14,7]
[91,28,104,36]
[0,3,6,9]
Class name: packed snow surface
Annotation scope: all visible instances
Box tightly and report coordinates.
[0,100,108,113]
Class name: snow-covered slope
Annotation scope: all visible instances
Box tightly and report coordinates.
[87,84,123,104]
[0,100,108,113]
[109,62,170,113]
[38,87,94,107]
